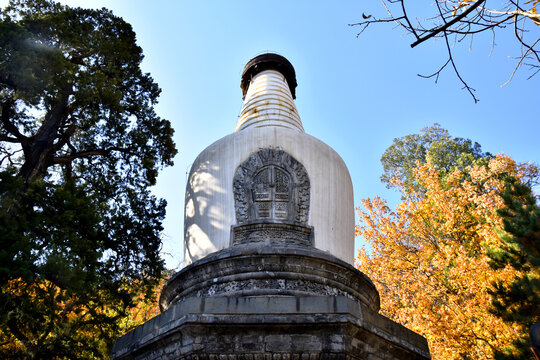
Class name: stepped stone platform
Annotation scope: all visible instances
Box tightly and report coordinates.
[111,245,430,360]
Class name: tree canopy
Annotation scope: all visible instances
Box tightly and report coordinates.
[380,123,490,191]
[0,0,176,357]
[357,154,539,359]
[358,125,539,359]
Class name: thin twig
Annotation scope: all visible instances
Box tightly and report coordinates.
[503,28,540,85]
[400,0,418,38]
[436,0,479,102]
[443,30,478,102]
[418,59,451,83]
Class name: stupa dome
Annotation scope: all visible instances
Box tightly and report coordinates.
[183,53,354,266]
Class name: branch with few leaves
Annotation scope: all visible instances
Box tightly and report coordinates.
[0,148,22,167]
[350,0,540,102]
[410,0,487,48]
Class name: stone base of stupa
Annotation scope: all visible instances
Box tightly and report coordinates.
[111,295,429,360]
[110,245,430,360]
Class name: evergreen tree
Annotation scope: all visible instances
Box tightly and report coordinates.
[0,0,176,357]
[488,178,540,360]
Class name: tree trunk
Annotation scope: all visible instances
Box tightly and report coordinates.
[19,89,71,182]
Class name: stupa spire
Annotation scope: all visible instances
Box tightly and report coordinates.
[236,53,303,132]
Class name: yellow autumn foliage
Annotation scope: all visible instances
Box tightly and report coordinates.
[0,277,164,358]
[356,155,538,360]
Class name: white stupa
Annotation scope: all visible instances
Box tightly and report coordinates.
[184,53,354,266]
[111,53,430,360]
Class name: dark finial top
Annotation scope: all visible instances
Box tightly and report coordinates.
[241,53,297,99]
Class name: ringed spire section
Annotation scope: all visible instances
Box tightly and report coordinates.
[236,53,303,132]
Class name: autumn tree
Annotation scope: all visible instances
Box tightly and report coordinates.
[350,1,540,102]
[356,154,539,359]
[116,270,172,335]
[380,123,490,191]
[0,0,176,357]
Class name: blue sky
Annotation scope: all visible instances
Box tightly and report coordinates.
[3,1,538,269]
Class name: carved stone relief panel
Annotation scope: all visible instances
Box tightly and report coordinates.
[233,148,310,225]
[252,165,291,221]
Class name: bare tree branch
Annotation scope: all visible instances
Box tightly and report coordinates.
[0,148,23,167]
[418,58,451,83]
[351,0,540,101]
[503,22,540,85]
[0,134,20,143]
[443,28,479,102]
[349,16,406,37]
[411,0,487,48]
[400,0,418,38]
[1,100,28,142]
[53,123,79,152]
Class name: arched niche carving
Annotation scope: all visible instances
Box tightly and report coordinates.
[233,148,310,226]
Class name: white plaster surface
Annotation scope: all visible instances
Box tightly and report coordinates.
[184,64,354,266]
[184,126,355,265]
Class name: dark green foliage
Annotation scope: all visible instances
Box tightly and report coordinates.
[488,179,540,360]
[0,0,176,357]
[380,123,490,190]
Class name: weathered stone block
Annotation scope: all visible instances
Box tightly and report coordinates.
[111,295,429,360]
[265,334,292,352]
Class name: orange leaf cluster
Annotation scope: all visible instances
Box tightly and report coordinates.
[356,155,537,360]
[116,278,164,334]
[0,276,165,357]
